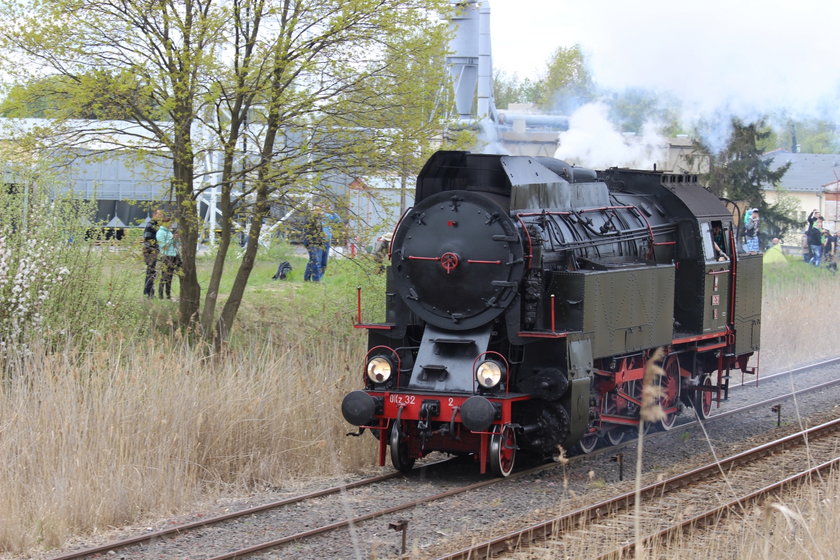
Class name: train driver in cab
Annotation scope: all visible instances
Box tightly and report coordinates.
[712,223,728,261]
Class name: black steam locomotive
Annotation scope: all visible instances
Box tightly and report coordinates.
[342,151,761,476]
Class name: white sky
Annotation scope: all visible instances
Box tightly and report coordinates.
[489,0,840,122]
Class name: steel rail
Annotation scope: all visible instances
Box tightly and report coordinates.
[200,360,840,560]
[733,355,840,388]
[198,359,840,559]
[711,375,840,420]
[202,474,510,560]
[432,416,840,560]
[595,456,840,560]
[49,463,445,560]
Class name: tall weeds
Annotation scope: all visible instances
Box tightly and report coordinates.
[634,347,665,559]
[0,325,374,552]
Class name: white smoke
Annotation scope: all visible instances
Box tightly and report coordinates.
[475,117,509,155]
[578,1,840,119]
[491,0,840,152]
[554,103,666,169]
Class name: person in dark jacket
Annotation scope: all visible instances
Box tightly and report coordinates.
[302,208,326,282]
[806,209,824,267]
[142,210,161,297]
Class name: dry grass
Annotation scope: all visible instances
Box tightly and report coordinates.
[759,260,840,372]
[0,305,375,554]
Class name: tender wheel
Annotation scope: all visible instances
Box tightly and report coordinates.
[658,356,680,431]
[489,424,516,477]
[577,431,599,454]
[694,374,713,419]
[389,421,415,473]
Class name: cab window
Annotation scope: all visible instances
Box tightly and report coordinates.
[704,220,728,262]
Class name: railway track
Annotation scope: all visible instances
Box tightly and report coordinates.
[49,460,455,560]
[50,358,840,560]
[433,417,840,560]
[48,470,406,560]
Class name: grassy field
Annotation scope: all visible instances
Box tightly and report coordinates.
[0,245,837,556]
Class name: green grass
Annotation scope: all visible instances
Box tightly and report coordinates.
[94,239,388,339]
[196,242,388,342]
[762,252,837,291]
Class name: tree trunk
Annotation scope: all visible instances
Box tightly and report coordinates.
[172,118,201,328]
[214,190,266,347]
[199,165,236,336]
[213,96,281,346]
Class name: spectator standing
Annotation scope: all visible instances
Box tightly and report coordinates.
[743,209,760,253]
[806,209,823,267]
[156,213,179,299]
[823,229,837,271]
[142,210,161,298]
[302,208,326,282]
[373,231,393,273]
[802,230,811,263]
[319,206,342,278]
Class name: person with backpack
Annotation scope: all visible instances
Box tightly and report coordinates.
[156,212,179,299]
[743,208,760,253]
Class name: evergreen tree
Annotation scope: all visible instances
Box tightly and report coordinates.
[696,118,797,240]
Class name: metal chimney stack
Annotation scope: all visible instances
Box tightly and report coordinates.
[447,1,496,122]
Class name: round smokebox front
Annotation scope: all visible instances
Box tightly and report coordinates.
[391,191,524,331]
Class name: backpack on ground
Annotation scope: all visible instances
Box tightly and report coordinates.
[272,261,292,280]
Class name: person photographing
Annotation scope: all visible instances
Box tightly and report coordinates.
[743,208,760,253]
[807,209,824,266]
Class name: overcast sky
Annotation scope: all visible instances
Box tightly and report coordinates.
[489,0,840,123]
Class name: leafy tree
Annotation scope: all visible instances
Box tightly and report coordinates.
[328,26,465,216]
[768,118,840,154]
[536,44,593,113]
[0,74,161,120]
[606,88,683,135]
[0,78,75,118]
[0,0,451,346]
[492,70,539,109]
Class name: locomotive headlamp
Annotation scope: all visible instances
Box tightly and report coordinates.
[476,360,504,388]
[366,356,393,384]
